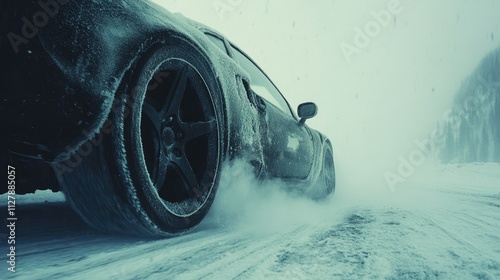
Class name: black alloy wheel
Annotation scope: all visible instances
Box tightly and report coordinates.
[139,59,220,218]
[57,35,224,236]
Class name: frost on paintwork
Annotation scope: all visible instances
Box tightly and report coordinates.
[287,135,300,152]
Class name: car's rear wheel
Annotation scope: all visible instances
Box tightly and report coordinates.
[55,35,224,236]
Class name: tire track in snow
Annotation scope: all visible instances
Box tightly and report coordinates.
[11,224,234,279]
[162,225,314,279]
[262,209,397,279]
[416,213,500,279]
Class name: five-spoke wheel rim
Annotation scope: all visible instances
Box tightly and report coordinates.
[139,58,219,217]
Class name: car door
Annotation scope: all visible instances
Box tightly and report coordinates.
[230,45,314,180]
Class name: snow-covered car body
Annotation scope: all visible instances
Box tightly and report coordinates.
[1,0,334,236]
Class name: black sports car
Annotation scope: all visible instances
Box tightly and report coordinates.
[1,0,335,236]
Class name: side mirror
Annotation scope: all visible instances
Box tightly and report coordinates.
[298,102,317,125]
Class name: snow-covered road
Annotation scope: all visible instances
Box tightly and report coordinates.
[2,163,499,279]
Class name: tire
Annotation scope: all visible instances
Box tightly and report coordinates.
[308,141,335,200]
[55,34,224,237]
[323,142,336,196]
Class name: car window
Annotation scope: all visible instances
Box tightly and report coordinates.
[205,33,228,54]
[230,45,293,116]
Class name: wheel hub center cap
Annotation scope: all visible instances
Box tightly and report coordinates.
[162,128,175,147]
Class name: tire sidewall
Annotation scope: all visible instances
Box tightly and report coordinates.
[114,34,225,234]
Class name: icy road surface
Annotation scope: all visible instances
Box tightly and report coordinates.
[2,163,500,279]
